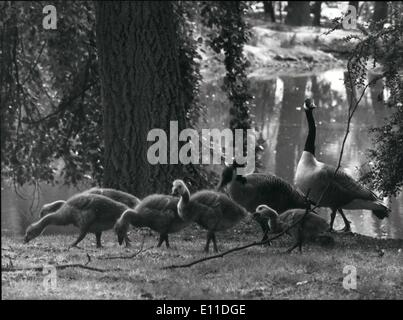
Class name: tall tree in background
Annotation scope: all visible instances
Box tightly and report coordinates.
[349,1,359,10]
[372,2,388,27]
[349,1,359,17]
[95,1,195,197]
[285,1,311,26]
[312,1,322,26]
[263,1,276,22]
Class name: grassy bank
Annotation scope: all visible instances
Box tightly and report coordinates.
[201,19,357,82]
[2,223,402,300]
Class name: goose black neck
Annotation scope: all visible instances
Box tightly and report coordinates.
[304,109,316,155]
[181,189,190,204]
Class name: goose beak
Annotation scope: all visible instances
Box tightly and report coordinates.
[304,98,316,110]
[23,236,29,243]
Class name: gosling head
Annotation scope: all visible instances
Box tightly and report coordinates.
[217,165,234,191]
[24,224,42,243]
[252,205,278,223]
[114,217,129,246]
[304,98,316,111]
[171,179,187,197]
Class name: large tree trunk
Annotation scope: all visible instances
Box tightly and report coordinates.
[372,2,388,26]
[349,1,359,16]
[95,1,188,197]
[285,1,311,26]
[263,1,276,22]
[312,1,322,26]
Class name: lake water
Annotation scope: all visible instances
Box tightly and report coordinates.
[200,68,403,239]
[1,68,402,239]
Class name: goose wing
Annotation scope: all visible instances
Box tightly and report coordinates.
[322,165,378,203]
[191,191,221,208]
[190,191,226,229]
[246,174,308,210]
[138,196,180,232]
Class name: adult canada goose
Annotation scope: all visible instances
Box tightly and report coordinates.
[295,98,389,232]
[172,179,252,252]
[24,193,131,248]
[39,187,140,218]
[254,205,333,253]
[217,164,310,240]
[114,194,189,248]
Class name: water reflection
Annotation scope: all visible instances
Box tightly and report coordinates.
[1,68,402,239]
[201,68,402,239]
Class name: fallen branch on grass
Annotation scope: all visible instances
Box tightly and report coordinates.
[98,245,154,260]
[97,237,154,260]
[162,206,311,270]
[2,253,112,273]
[2,263,107,273]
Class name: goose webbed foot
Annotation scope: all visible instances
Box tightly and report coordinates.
[95,232,102,248]
[285,242,303,254]
[67,244,84,251]
[124,236,131,248]
[157,234,164,248]
[260,233,271,246]
[204,232,218,253]
[212,233,218,252]
[337,224,352,233]
[69,231,88,249]
[337,209,351,233]
[164,235,170,249]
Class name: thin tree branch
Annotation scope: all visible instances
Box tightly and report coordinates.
[21,41,46,86]
[1,253,120,273]
[162,203,312,270]
[2,264,107,273]
[97,236,154,260]
[21,80,97,125]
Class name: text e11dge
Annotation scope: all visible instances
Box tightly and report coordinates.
[200,304,246,315]
[156,304,246,317]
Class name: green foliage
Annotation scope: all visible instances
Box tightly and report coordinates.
[339,3,403,196]
[200,1,253,134]
[1,1,102,187]
[174,1,204,127]
[361,107,403,197]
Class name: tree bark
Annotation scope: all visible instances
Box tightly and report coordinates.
[263,1,276,22]
[349,1,359,16]
[95,1,189,197]
[285,1,311,26]
[372,2,388,26]
[312,1,322,26]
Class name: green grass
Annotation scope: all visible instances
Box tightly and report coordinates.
[2,223,403,300]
